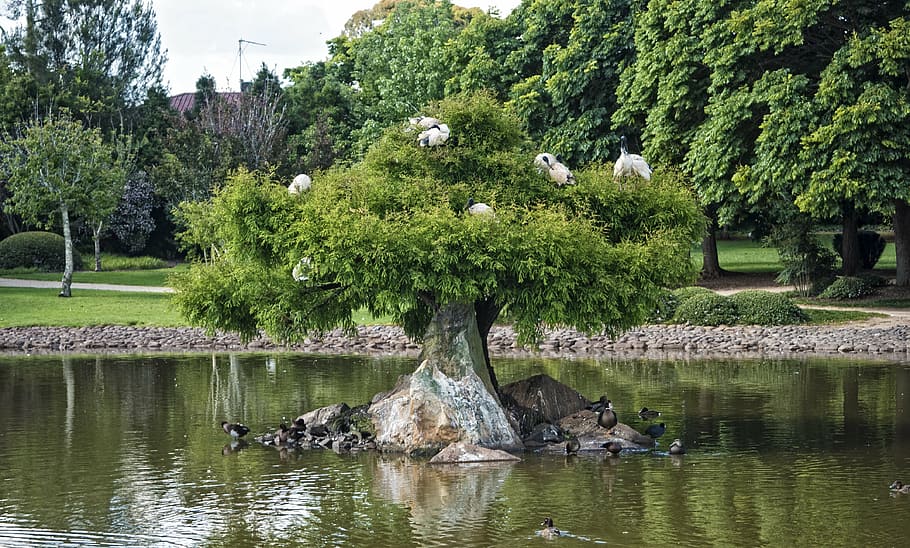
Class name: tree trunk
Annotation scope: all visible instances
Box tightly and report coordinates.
[474,297,502,395]
[840,203,861,276]
[93,221,103,272]
[368,302,522,453]
[894,199,910,286]
[700,207,727,279]
[60,203,73,297]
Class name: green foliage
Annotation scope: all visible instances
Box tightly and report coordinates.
[771,218,837,297]
[672,285,715,304]
[99,254,168,271]
[729,290,807,326]
[818,276,877,300]
[172,92,703,346]
[833,230,887,269]
[671,292,738,326]
[0,231,83,271]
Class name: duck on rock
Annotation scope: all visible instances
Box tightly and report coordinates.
[596,397,618,431]
[669,439,686,455]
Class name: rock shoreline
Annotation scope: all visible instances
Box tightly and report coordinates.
[2,322,910,361]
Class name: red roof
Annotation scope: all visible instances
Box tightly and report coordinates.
[169,92,244,115]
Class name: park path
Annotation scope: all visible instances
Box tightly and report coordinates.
[0,277,174,294]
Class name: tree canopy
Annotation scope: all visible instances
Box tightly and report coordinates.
[171,93,703,371]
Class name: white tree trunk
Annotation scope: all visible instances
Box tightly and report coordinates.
[93,221,103,272]
[60,203,74,297]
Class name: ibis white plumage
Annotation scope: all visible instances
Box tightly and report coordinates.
[534,152,575,186]
[613,136,652,182]
[288,174,312,194]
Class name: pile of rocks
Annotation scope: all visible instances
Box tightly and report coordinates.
[2,322,910,359]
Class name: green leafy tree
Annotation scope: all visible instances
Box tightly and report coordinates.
[0,113,128,295]
[509,0,635,167]
[171,92,703,392]
[347,0,466,144]
[3,0,165,128]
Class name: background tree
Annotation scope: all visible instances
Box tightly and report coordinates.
[0,113,128,295]
[171,92,703,392]
[2,0,165,128]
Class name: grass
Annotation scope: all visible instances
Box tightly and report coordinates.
[692,238,898,273]
[801,308,883,324]
[0,263,187,286]
[0,287,185,327]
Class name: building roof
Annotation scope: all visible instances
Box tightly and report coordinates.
[169,92,244,115]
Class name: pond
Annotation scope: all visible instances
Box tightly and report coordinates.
[0,352,909,547]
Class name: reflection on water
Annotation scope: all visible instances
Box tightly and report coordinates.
[0,353,909,547]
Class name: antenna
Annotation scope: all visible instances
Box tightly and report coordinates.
[238,38,267,91]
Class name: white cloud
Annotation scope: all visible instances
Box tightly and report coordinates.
[152,0,520,93]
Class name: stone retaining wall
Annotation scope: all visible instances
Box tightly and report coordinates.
[2,323,909,360]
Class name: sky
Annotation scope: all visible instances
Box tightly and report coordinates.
[151,1,522,94]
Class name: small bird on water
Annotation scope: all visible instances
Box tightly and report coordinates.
[669,438,686,455]
[221,421,250,438]
[645,422,666,439]
[537,517,561,539]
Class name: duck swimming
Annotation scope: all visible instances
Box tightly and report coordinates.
[221,421,250,438]
[537,517,561,539]
[669,439,686,455]
[638,407,661,420]
[645,422,666,439]
[890,480,910,494]
[602,440,623,456]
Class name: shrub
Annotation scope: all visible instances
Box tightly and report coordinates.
[672,292,738,326]
[0,231,83,272]
[730,290,807,325]
[672,286,714,303]
[647,288,678,323]
[818,276,876,300]
[833,230,887,269]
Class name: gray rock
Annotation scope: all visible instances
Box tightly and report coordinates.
[429,441,521,463]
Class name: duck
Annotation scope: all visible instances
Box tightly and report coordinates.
[596,396,618,431]
[537,517,561,539]
[602,440,623,456]
[890,480,910,494]
[465,198,494,216]
[565,438,580,454]
[669,439,686,455]
[274,423,290,446]
[288,417,307,442]
[221,421,250,438]
[288,173,311,194]
[638,407,661,420]
[613,135,652,182]
[644,422,666,439]
[418,123,450,147]
[534,152,575,186]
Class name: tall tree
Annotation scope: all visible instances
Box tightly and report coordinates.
[171,92,704,393]
[0,113,128,295]
[2,0,165,129]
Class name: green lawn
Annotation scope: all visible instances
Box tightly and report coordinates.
[0,264,187,287]
[692,238,897,274]
[0,287,185,327]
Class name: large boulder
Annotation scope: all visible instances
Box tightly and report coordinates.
[369,303,523,454]
[500,373,590,436]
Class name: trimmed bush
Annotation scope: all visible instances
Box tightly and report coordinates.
[0,231,83,272]
[818,276,876,300]
[672,292,738,326]
[730,290,807,325]
[649,286,714,323]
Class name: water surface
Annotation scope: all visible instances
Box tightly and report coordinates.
[1,352,909,547]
